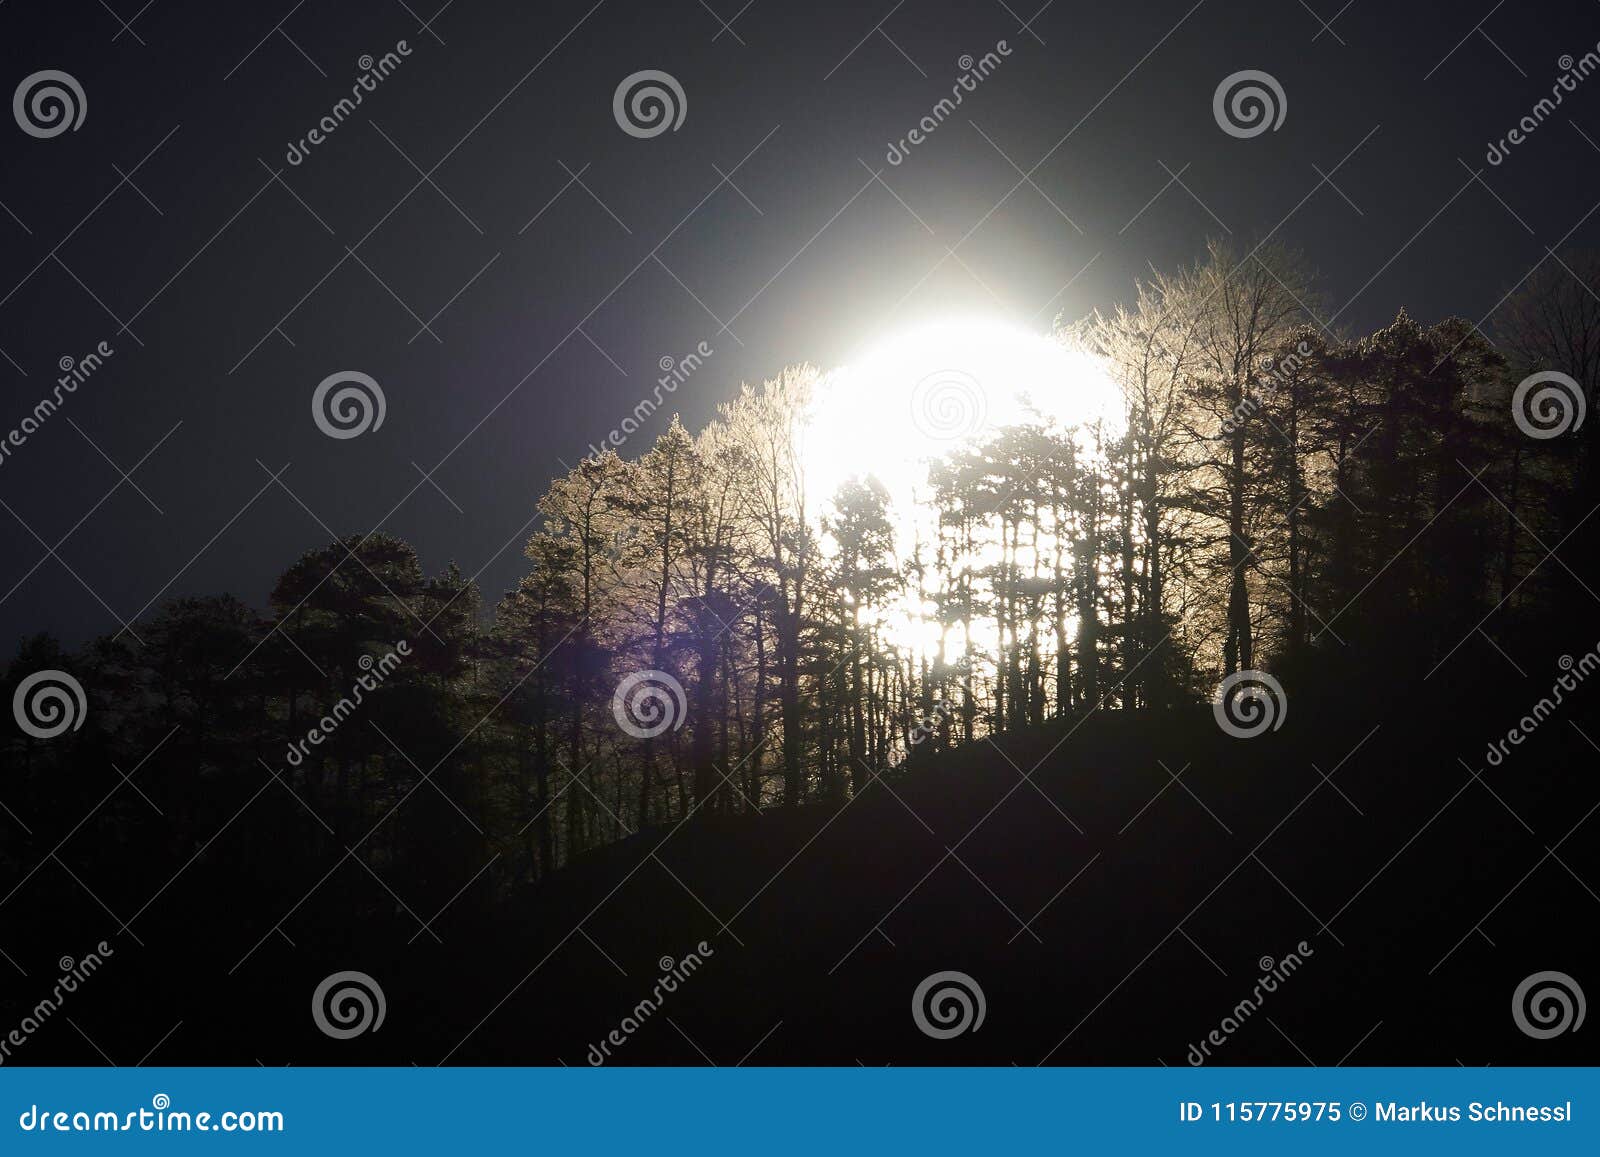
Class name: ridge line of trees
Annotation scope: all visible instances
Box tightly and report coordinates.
[5,240,1594,906]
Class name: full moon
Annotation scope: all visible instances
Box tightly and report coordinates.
[802,316,1125,509]
[800,317,1126,662]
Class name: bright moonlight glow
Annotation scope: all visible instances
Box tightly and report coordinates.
[800,317,1127,664]
[802,317,1124,506]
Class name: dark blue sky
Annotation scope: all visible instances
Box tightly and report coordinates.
[3,0,1598,651]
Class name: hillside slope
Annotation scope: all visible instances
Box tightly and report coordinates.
[14,685,1598,1066]
[180,690,1600,1064]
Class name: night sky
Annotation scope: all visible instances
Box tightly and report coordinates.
[3,0,1598,652]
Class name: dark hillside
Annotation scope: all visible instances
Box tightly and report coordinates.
[17,672,1595,1067]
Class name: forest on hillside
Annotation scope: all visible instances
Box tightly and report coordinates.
[4,240,1596,908]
